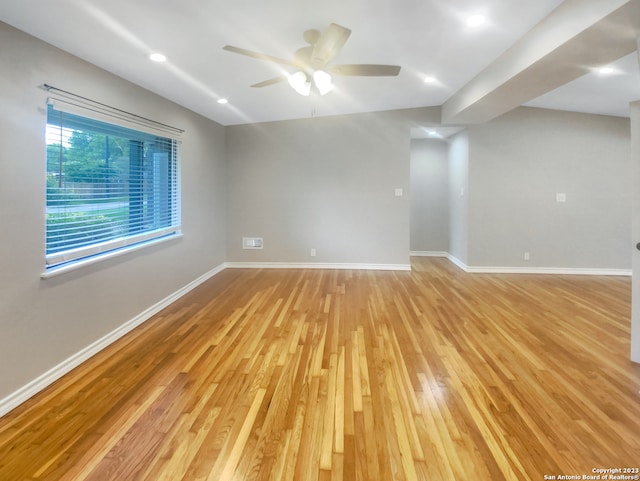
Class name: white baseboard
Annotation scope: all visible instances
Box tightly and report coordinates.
[225,262,411,271]
[409,251,448,257]
[464,266,632,276]
[445,254,468,271]
[0,263,226,418]
[437,254,631,276]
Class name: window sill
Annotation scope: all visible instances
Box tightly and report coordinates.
[41,232,183,279]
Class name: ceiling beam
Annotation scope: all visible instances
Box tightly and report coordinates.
[441,0,640,125]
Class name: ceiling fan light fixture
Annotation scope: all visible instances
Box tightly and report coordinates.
[313,70,334,95]
[288,71,311,96]
[223,23,401,96]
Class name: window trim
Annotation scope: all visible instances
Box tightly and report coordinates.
[45,225,180,267]
[41,232,183,279]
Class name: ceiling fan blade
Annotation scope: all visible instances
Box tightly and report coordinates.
[329,64,401,76]
[223,45,298,68]
[311,23,351,68]
[251,76,288,88]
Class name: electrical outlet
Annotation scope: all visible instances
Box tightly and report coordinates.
[310,248,316,257]
[524,252,530,261]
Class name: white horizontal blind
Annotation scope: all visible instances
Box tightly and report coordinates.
[47,96,183,139]
[45,101,181,269]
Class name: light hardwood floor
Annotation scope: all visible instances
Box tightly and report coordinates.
[0,257,638,480]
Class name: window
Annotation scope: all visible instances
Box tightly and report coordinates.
[45,98,181,272]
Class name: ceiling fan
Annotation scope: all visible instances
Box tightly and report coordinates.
[222,23,401,96]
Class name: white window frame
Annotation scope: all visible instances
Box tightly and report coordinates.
[43,94,183,277]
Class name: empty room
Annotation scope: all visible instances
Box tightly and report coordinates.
[1,1,639,480]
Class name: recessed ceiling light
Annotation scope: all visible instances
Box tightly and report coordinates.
[149,53,167,63]
[466,14,486,27]
[598,66,615,75]
[217,98,229,104]
[424,76,437,84]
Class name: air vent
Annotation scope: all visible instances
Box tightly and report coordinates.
[242,237,263,249]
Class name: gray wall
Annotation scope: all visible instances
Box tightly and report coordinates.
[410,139,449,253]
[448,131,470,265]
[467,107,631,269]
[225,110,429,266]
[631,101,640,363]
[0,23,227,400]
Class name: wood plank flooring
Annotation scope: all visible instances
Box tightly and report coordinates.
[0,257,638,480]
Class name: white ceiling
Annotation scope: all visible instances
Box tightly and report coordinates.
[525,51,640,117]
[1,0,639,127]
